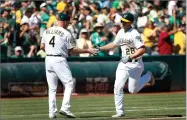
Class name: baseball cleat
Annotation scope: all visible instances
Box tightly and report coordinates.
[49,114,56,119]
[59,110,76,118]
[112,113,124,118]
[148,71,155,86]
[54,108,58,113]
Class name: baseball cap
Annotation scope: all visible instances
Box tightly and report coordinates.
[142,8,149,14]
[93,23,104,28]
[0,8,10,15]
[40,2,47,8]
[80,28,88,33]
[121,12,134,23]
[15,46,22,51]
[58,13,70,21]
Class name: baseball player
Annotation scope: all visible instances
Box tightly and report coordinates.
[40,13,97,119]
[96,12,155,117]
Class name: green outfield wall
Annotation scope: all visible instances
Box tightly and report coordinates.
[0,55,185,97]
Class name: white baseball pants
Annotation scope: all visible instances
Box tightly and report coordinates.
[114,61,152,115]
[45,57,74,115]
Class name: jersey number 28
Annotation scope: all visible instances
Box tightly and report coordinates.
[49,36,55,47]
[126,48,135,55]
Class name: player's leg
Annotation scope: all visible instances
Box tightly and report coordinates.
[128,67,153,93]
[113,62,129,117]
[45,59,58,118]
[53,59,75,118]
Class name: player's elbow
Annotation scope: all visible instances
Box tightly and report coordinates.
[141,47,146,54]
[138,46,146,54]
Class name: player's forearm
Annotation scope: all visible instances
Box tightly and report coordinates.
[130,47,145,59]
[100,43,117,51]
[71,47,89,54]
[40,43,45,51]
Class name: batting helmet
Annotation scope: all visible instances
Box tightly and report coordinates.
[121,12,134,23]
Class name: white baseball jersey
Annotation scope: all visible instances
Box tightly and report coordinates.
[113,28,144,59]
[42,26,76,116]
[112,27,152,116]
[41,26,76,58]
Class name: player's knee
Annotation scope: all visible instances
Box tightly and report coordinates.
[49,88,57,93]
[65,80,74,89]
[114,84,124,94]
[128,88,138,94]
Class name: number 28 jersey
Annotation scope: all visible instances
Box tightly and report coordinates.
[113,28,144,58]
[41,26,76,58]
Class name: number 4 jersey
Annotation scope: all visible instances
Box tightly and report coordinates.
[41,26,76,58]
[113,28,144,58]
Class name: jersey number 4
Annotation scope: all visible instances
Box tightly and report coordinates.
[49,36,55,47]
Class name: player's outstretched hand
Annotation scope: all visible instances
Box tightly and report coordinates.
[87,48,99,55]
[120,56,131,64]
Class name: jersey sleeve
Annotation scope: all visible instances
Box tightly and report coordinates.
[113,30,122,46]
[66,33,76,49]
[133,31,144,49]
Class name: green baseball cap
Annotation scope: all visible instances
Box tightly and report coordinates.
[58,13,70,21]
[121,12,134,23]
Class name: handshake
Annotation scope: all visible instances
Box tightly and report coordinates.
[87,45,101,55]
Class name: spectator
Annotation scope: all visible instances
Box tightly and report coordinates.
[56,0,68,13]
[112,0,120,9]
[147,3,158,23]
[90,23,108,56]
[30,8,41,30]
[0,8,15,56]
[115,7,122,24]
[141,21,158,55]
[46,0,57,12]
[11,46,25,58]
[67,17,79,39]
[21,8,33,26]
[97,7,110,24]
[40,2,50,37]
[0,0,186,57]
[19,23,37,57]
[76,28,92,57]
[168,0,177,16]
[173,24,186,55]
[158,24,177,55]
[83,7,93,30]
[102,0,113,9]
[0,32,8,58]
[47,10,57,28]
[12,0,22,25]
[137,7,149,33]
[20,1,30,14]
[90,2,100,16]
[151,44,159,55]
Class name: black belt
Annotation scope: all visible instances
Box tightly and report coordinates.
[46,54,63,57]
[128,59,138,62]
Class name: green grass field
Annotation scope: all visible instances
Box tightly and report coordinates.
[0,92,186,120]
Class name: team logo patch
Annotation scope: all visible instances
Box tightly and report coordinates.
[136,36,143,42]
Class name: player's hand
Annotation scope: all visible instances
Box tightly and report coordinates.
[120,56,131,64]
[87,48,99,55]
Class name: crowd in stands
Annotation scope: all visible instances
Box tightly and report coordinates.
[0,0,186,58]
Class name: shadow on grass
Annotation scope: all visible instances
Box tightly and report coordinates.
[145,114,183,117]
[77,115,135,120]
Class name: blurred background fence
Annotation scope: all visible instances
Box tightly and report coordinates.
[1,55,185,97]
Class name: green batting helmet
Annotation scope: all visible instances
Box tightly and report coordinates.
[121,12,134,23]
